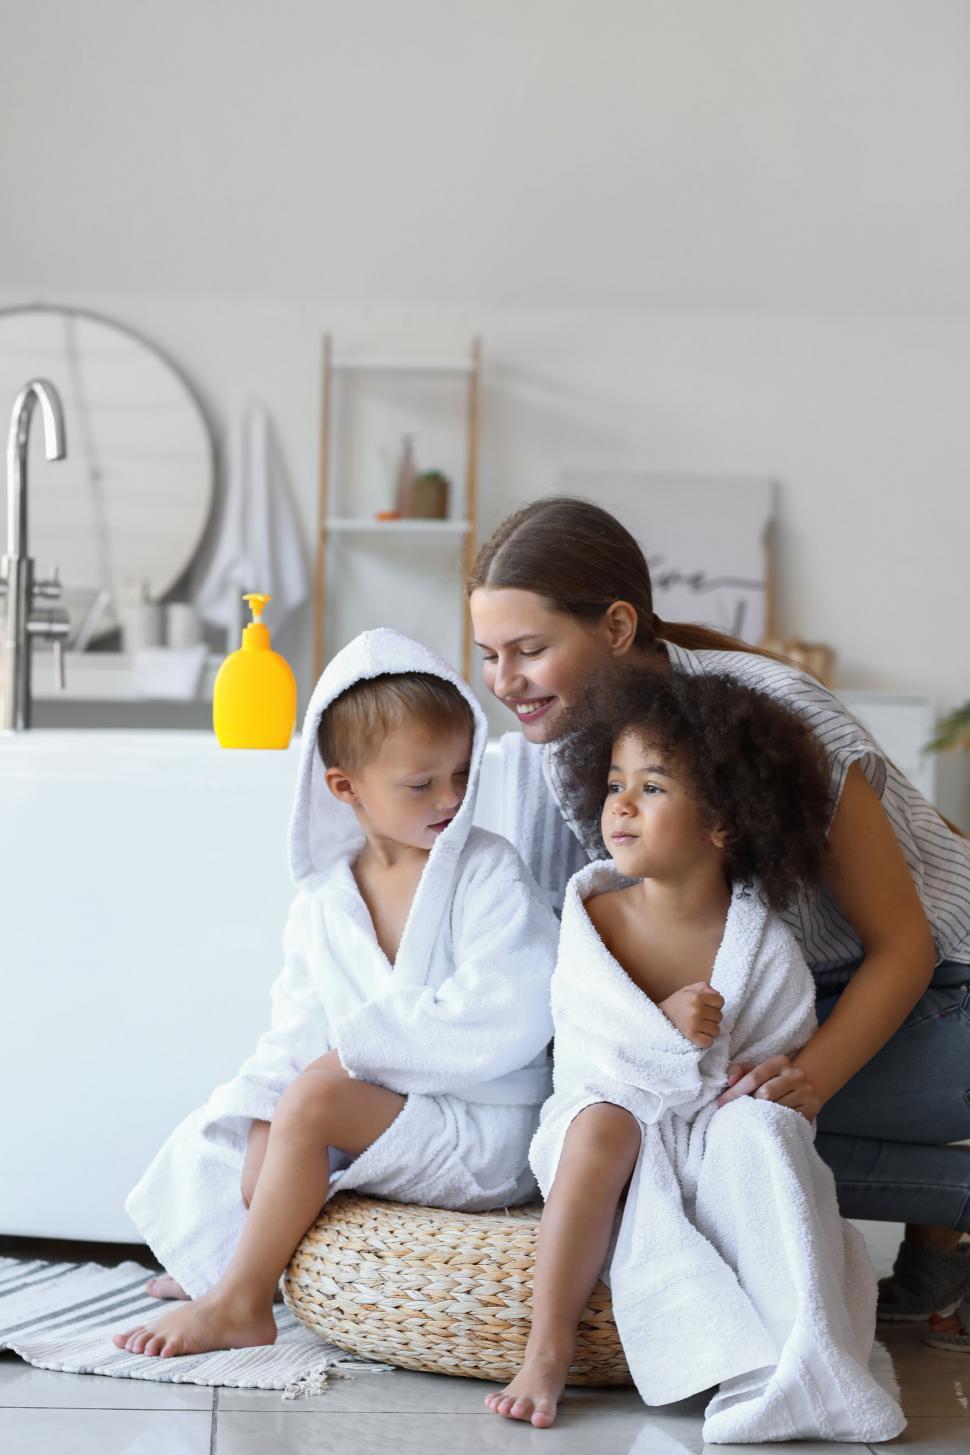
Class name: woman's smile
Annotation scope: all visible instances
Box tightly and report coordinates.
[508,695,557,723]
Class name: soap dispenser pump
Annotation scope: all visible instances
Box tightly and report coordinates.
[212,593,297,749]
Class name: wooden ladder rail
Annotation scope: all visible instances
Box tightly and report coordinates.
[462,336,482,681]
[313,332,333,681]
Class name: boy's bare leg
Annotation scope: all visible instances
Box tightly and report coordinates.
[114,1063,404,1358]
[485,1103,640,1429]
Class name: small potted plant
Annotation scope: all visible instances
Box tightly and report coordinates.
[927,701,970,753]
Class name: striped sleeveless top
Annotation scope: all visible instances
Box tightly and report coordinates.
[497,640,970,972]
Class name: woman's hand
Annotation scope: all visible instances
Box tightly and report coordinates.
[659,983,724,1048]
[717,1056,821,1120]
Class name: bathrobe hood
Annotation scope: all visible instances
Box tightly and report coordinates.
[289,628,488,888]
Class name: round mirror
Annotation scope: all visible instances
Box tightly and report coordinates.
[0,306,214,643]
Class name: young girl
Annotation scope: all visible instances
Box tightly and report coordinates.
[486,670,905,1443]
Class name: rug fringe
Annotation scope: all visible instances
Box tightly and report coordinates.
[283,1357,395,1400]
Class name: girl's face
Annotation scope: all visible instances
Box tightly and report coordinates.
[470,587,637,743]
[602,731,726,882]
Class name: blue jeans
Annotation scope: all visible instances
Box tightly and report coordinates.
[814,960,970,1230]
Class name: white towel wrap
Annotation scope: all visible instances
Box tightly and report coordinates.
[530,861,905,1444]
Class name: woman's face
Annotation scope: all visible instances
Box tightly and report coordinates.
[470,587,622,743]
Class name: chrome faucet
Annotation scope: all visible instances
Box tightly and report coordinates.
[1,380,70,732]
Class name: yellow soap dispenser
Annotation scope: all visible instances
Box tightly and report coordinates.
[212,593,297,749]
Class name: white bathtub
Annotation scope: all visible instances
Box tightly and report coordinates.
[1,732,504,1241]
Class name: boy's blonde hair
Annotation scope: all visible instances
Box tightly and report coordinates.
[317,672,474,774]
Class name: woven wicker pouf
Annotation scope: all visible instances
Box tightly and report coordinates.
[283,1193,631,1386]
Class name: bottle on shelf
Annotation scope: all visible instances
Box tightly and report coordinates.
[394,433,418,518]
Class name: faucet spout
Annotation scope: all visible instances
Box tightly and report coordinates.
[1,379,68,732]
[5,380,66,559]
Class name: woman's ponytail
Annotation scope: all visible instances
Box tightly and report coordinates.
[470,497,789,665]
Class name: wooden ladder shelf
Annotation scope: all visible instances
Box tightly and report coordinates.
[313,335,482,680]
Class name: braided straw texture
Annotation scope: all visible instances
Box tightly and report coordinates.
[283,1194,631,1385]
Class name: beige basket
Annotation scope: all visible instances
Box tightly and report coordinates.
[283,1193,631,1385]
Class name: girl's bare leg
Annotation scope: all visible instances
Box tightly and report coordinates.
[485,1103,641,1428]
[145,1120,271,1301]
[114,1067,404,1358]
[145,1274,190,1301]
[241,1119,271,1208]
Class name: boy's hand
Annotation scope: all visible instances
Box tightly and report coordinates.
[659,983,724,1048]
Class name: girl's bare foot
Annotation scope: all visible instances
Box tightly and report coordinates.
[113,1288,277,1359]
[145,1274,190,1300]
[484,1351,570,1428]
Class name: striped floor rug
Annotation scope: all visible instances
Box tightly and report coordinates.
[0,1255,392,1396]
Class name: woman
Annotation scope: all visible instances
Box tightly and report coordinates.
[469,496,970,1347]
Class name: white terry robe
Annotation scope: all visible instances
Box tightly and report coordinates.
[126,629,559,1298]
[530,862,905,1445]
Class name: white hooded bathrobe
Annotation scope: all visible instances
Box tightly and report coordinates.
[126,630,559,1298]
[530,861,905,1445]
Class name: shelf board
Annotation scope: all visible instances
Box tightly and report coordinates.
[331,355,474,375]
[32,651,222,703]
[325,518,472,535]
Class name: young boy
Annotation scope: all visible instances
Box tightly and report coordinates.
[117,629,558,1359]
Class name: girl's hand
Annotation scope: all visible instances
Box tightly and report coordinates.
[717,1056,821,1120]
[659,983,724,1048]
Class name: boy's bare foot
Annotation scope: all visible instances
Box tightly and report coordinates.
[145,1274,190,1300]
[484,1351,569,1428]
[112,1288,277,1359]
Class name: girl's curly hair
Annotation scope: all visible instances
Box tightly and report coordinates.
[556,668,832,911]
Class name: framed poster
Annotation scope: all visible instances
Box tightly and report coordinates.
[560,472,775,646]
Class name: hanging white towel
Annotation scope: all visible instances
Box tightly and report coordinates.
[530,861,905,1445]
[125,629,558,1298]
[192,400,310,636]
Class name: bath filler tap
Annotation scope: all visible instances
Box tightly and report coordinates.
[0,379,70,732]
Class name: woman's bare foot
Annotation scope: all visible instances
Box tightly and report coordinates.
[145,1274,190,1300]
[113,1288,277,1359]
[484,1350,570,1428]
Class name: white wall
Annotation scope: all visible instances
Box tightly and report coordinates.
[4,1,969,311]
[2,2,968,820]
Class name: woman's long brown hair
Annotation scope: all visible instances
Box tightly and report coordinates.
[468,495,787,662]
[469,496,968,839]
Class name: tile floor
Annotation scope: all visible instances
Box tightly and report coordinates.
[0,1225,967,1454]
